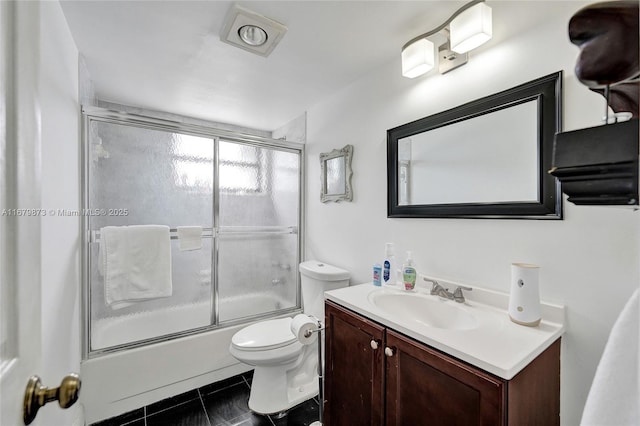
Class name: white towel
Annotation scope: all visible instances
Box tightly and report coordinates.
[581,288,639,426]
[99,225,172,309]
[176,226,203,251]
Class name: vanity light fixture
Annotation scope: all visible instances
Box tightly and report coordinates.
[401,0,492,78]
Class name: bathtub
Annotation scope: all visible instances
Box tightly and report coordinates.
[91,293,290,350]
[82,293,300,424]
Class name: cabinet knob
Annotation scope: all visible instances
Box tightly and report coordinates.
[370,339,380,350]
[384,347,395,357]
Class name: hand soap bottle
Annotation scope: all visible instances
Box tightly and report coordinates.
[402,251,417,291]
[383,243,397,287]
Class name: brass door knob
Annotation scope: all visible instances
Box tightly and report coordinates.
[23,373,81,425]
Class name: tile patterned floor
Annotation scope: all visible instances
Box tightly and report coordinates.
[91,371,320,426]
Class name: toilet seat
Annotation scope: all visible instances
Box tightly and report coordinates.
[231,317,297,352]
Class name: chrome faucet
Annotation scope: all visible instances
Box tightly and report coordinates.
[425,278,472,303]
[452,286,472,303]
[430,281,453,299]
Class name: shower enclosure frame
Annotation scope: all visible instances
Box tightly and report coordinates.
[80,106,306,359]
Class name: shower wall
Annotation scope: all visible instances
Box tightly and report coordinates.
[84,109,303,354]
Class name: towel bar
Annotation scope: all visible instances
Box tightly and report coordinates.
[88,226,297,243]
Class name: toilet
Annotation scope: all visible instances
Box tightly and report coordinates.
[229,260,349,415]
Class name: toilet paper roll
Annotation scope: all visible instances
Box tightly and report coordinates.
[291,314,318,345]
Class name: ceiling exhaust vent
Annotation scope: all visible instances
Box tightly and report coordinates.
[220,4,287,57]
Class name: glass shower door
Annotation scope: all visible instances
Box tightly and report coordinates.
[83,108,304,356]
[87,119,215,351]
[216,140,301,323]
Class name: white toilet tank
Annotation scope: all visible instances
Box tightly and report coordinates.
[299,260,350,321]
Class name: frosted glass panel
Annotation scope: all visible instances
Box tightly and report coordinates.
[87,119,214,350]
[90,239,213,350]
[219,142,262,194]
[217,233,298,322]
[219,141,300,227]
[88,120,213,230]
[217,141,300,323]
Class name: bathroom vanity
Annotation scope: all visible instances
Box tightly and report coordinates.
[323,283,564,425]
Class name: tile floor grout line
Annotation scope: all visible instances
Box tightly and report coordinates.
[144,396,200,419]
[241,376,251,389]
[201,379,247,398]
[120,417,145,426]
[197,388,213,426]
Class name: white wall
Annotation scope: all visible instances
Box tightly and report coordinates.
[305,2,639,425]
[39,2,82,425]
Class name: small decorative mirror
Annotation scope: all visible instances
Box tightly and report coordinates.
[320,144,353,202]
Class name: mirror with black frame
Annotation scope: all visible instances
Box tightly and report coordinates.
[387,72,563,219]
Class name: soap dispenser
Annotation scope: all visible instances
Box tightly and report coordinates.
[402,251,417,291]
[383,243,397,286]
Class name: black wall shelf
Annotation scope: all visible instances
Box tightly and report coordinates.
[550,119,639,207]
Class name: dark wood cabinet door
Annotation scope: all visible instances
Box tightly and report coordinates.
[324,301,385,426]
[506,339,561,426]
[385,330,505,426]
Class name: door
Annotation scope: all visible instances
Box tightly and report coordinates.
[0,1,43,425]
[324,301,385,426]
[385,330,505,426]
[216,140,302,323]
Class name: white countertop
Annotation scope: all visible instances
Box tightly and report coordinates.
[324,280,565,380]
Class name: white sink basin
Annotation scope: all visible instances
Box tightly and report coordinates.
[326,283,565,379]
[368,290,478,331]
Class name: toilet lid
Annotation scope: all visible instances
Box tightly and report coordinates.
[232,317,297,351]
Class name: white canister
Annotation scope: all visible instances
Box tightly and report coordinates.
[508,263,541,326]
